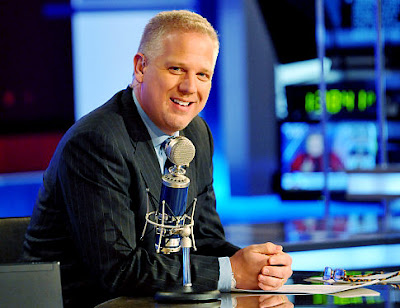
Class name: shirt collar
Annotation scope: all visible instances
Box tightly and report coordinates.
[132,88,179,147]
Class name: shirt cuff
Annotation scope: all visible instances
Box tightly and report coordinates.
[218,256,233,292]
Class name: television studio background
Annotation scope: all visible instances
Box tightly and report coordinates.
[1,0,400,271]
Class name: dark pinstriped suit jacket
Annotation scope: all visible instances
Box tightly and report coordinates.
[23,87,239,307]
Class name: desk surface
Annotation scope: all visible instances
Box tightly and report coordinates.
[95,271,400,308]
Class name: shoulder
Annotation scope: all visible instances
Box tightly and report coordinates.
[66,88,139,140]
[55,89,137,155]
[73,90,125,133]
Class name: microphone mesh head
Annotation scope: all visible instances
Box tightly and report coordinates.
[165,136,196,166]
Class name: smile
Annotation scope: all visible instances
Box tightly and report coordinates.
[171,98,192,107]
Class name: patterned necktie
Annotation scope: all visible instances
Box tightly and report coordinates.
[160,138,172,174]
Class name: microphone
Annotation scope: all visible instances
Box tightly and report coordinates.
[164,136,196,168]
[156,136,195,254]
[141,136,220,302]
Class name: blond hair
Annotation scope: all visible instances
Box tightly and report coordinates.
[137,10,219,61]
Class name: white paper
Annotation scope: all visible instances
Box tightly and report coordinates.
[333,288,380,298]
[232,280,379,295]
[307,271,400,284]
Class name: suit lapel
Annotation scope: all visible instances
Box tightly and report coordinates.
[118,87,197,211]
[119,87,162,208]
[135,141,163,206]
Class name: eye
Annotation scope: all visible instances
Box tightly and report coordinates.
[169,67,183,74]
[197,72,210,81]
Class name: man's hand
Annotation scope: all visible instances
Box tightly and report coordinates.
[230,242,292,290]
[257,248,292,291]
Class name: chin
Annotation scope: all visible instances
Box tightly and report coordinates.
[169,125,188,133]
[168,119,194,132]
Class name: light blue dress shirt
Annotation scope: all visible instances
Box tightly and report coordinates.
[132,90,177,173]
[132,89,232,292]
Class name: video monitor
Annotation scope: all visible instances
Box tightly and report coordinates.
[280,121,378,197]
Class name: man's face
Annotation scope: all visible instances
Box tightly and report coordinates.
[134,31,217,135]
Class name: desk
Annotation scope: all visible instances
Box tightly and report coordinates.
[95,272,400,308]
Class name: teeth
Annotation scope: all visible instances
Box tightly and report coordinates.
[172,98,190,106]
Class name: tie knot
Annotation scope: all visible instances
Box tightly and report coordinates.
[161,138,169,151]
[159,138,172,174]
[160,138,171,156]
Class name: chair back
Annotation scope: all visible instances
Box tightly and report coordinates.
[0,217,30,263]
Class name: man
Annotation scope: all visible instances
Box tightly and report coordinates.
[23,10,292,307]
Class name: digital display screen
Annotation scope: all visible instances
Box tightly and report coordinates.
[280,121,378,193]
[284,83,379,122]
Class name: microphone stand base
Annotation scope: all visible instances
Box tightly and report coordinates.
[155,285,220,303]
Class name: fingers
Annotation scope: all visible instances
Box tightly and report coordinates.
[258,276,285,290]
[258,265,288,290]
[257,252,293,290]
[268,251,292,267]
[230,247,272,290]
[251,242,283,255]
[230,242,292,291]
[260,266,286,280]
[258,268,293,291]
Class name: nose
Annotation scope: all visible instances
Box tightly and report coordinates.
[178,73,197,94]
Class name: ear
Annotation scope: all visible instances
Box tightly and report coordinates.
[133,53,146,83]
